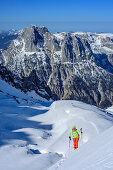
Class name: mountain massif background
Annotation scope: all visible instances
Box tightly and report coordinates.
[0,25,113,108]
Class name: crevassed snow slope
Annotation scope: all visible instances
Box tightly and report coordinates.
[0,84,113,170]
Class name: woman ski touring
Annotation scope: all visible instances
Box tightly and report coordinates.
[69,125,82,149]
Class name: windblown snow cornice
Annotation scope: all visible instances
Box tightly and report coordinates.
[0,25,113,108]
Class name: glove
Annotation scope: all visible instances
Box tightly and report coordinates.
[69,136,71,140]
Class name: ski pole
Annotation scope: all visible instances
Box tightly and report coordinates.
[69,137,71,153]
[80,128,83,140]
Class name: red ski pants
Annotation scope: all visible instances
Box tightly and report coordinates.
[73,137,79,149]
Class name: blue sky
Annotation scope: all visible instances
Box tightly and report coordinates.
[0,0,113,32]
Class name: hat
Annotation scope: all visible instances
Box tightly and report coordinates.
[72,125,76,129]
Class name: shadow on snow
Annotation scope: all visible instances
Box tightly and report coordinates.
[0,102,53,146]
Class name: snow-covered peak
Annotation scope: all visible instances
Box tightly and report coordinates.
[87,33,113,54]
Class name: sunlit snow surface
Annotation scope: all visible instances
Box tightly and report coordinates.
[106,106,113,115]
[0,79,113,170]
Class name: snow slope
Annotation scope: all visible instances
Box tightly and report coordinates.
[106,106,113,115]
[55,126,113,170]
[0,79,113,170]
[29,101,113,155]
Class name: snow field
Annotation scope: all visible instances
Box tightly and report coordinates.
[0,79,113,170]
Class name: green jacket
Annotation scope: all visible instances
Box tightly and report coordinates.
[69,129,81,138]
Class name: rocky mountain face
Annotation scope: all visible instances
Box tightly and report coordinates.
[0,65,53,100]
[0,30,19,50]
[0,25,113,108]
